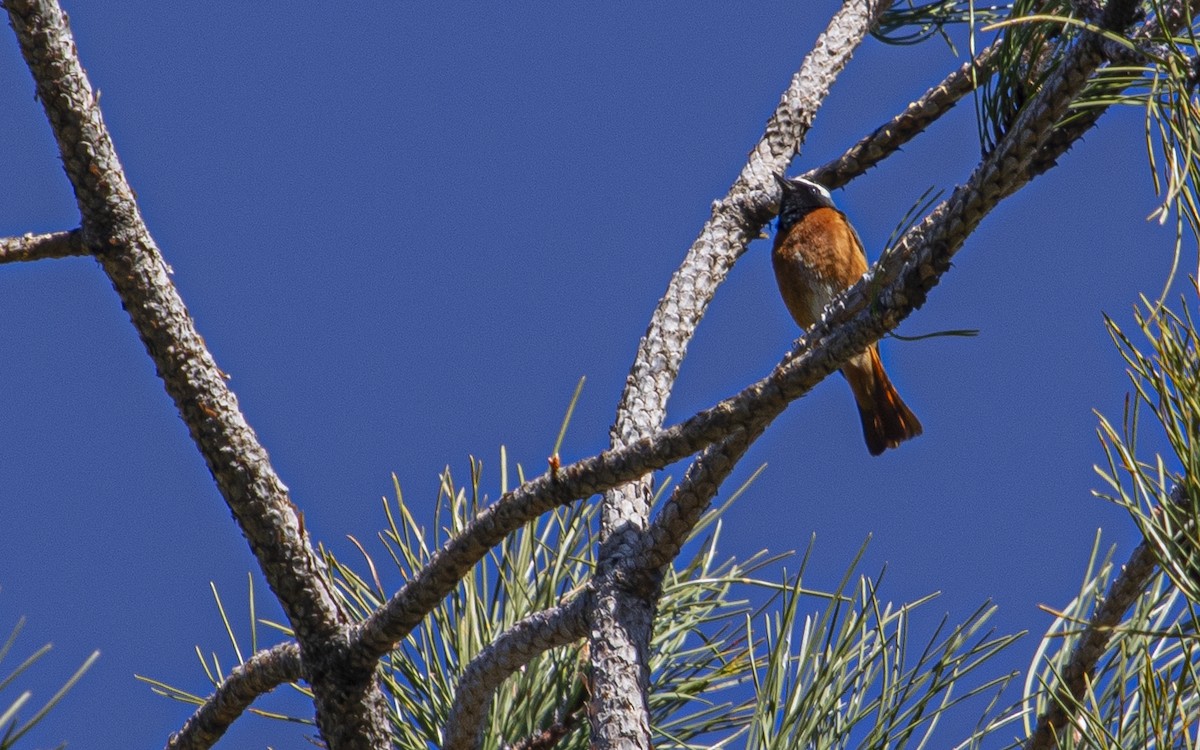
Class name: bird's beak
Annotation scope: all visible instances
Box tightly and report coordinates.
[773,172,793,192]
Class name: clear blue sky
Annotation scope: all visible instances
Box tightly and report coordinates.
[0,3,1175,747]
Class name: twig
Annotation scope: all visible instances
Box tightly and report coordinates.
[442,595,589,750]
[508,700,587,750]
[0,229,86,262]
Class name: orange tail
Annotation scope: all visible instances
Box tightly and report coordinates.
[843,347,922,456]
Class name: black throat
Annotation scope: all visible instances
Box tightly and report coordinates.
[777,179,835,236]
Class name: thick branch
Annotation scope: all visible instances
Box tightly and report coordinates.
[619,39,1004,591]
[634,0,1146,626]
[166,643,302,750]
[5,0,1149,745]
[0,229,86,262]
[176,34,1143,727]
[4,0,341,647]
[4,2,389,747]
[443,595,589,750]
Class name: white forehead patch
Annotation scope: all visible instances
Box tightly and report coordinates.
[793,177,833,203]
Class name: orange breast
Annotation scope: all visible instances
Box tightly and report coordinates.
[771,207,868,330]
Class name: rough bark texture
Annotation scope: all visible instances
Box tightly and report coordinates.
[1023,538,1159,750]
[443,595,589,750]
[588,2,893,747]
[166,643,302,750]
[4,2,390,747]
[4,0,1167,747]
[807,41,1001,191]
[0,228,86,261]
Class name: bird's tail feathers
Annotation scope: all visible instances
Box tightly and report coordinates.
[846,347,923,456]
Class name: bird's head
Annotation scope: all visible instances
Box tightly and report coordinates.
[774,174,836,233]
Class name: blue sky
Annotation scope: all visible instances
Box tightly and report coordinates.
[0,3,1179,747]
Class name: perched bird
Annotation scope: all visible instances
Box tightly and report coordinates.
[771,174,922,455]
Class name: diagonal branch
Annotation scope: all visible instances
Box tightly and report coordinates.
[608,42,1010,581]
[7,0,1148,746]
[155,0,1146,736]
[442,594,590,750]
[4,0,341,647]
[1023,534,1159,750]
[632,427,764,587]
[807,40,1002,190]
[4,2,389,746]
[0,229,87,262]
[149,18,1006,740]
[165,642,302,750]
[1030,0,1200,177]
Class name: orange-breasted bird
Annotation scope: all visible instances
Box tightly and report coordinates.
[772,174,922,455]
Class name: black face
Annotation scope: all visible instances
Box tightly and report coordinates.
[775,176,836,234]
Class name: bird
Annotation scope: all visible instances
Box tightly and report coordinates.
[771,173,922,455]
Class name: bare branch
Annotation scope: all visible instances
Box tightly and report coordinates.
[0,229,86,262]
[442,595,589,750]
[807,41,1002,190]
[2,0,1153,745]
[4,2,389,745]
[165,643,302,750]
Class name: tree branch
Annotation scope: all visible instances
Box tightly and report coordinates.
[3,0,1151,745]
[807,41,1002,190]
[632,427,763,586]
[609,38,1007,595]
[1030,0,1200,177]
[442,594,589,750]
[165,642,302,750]
[0,229,87,262]
[174,29,1147,725]
[4,2,389,746]
[1022,534,1159,750]
[631,0,1146,618]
